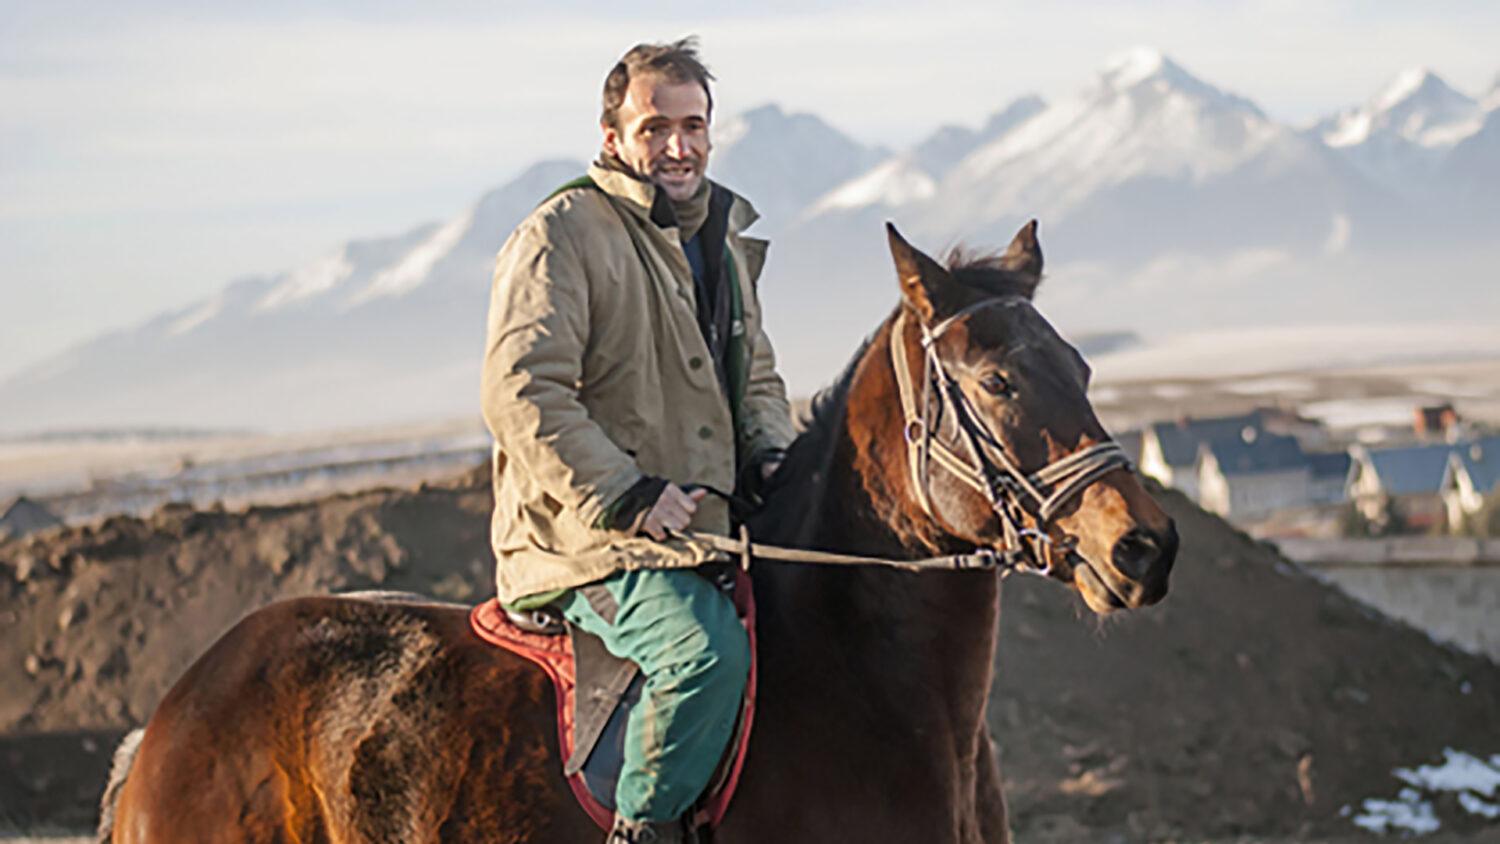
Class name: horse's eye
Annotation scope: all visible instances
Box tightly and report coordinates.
[981,372,1012,397]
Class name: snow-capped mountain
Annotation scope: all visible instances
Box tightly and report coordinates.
[709,104,887,232]
[1312,68,1485,194]
[3,51,1497,432]
[1318,68,1482,150]
[805,95,1045,216]
[919,48,1355,245]
[0,109,886,432]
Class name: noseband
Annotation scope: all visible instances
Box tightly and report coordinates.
[890,301,1131,574]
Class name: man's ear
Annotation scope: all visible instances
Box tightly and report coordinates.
[997,219,1043,298]
[601,121,620,158]
[887,222,948,323]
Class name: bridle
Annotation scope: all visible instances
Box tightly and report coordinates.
[890,299,1131,575]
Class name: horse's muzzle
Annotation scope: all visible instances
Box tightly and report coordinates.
[1108,522,1177,606]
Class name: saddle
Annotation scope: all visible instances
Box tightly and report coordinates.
[469,568,758,833]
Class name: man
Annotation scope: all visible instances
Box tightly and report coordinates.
[481,39,795,844]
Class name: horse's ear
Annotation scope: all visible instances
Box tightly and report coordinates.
[998,220,1043,297]
[886,222,947,322]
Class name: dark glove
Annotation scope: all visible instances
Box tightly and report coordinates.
[595,475,670,534]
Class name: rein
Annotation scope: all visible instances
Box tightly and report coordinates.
[680,300,1129,576]
[679,524,1009,573]
[889,302,1130,574]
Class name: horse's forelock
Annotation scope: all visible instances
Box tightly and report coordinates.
[943,246,1041,302]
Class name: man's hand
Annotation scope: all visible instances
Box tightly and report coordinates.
[641,484,709,540]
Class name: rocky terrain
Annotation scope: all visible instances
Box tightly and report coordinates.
[1,467,1497,841]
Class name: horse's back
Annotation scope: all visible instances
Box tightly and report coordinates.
[111,594,595,843]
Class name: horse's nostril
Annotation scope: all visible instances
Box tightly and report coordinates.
[1112,528,1161,580]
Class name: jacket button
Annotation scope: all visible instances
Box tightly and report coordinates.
[689,356,704,370]
[697,425,713,440]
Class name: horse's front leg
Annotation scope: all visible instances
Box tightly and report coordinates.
[973,732,1010,844]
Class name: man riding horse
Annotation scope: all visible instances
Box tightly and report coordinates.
[482,38,794,844]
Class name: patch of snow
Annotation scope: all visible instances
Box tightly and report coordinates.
[1087,386,1121,403]
[807,158,937,213]
[1151,384,1192,399]
[1409,378,1496,399]
[346,212,471,307]
[1222,376,1316,396]
[1101,47,1166,90]
[1324,110,1374,148]
[1351,750,1500,835]
[1092,323,1500,382]
[1460,792,1500,820]
[1300,398,1426,430]
[1394,748,1500,798]
[167,299,221,336]
[256,248,353,312]
[1374,67,1434,113]
[1419,116,1485,146]
[1351,789,1441,835]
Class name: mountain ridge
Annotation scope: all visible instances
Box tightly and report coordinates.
[5,51,1498,432]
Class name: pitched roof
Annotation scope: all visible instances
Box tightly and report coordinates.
[1307,451,1352,482]
[1364,443,1457,496]
[0,496,63,535]
[1452,436,1500,493]
[1204,432,1307,477]
[1148,412,1266,467]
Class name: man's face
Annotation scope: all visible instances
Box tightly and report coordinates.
[603,74,711,201]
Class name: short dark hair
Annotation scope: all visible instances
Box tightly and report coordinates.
[601,37,715,130]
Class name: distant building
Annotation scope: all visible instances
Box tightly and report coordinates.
[1349,443,1455,531]
[1307,451,1353,506]
[1114,429,1143,468]
[0,496,63,540]
[1139,412,1267,502]
[1256,406,1332,451]
[1414,403,1462,442]
[1197,430,1311,518]
[1442,437,1500,532]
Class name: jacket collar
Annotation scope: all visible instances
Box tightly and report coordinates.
[587,158,760,236]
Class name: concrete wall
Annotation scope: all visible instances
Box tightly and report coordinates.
[1276,537,1500,662]
[1310,566,1500,663]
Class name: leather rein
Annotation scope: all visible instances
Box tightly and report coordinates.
[681,299,1130,577]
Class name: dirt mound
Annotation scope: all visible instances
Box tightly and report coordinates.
[1,468,1497,840]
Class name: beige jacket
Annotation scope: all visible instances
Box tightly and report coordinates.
[482,163,796,603]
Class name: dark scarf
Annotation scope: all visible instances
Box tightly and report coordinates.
[598,153,734,392]
[597,153,711,239]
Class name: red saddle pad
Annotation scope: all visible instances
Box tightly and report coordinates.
[470,568,758,832]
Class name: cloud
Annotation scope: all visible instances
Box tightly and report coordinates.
[2,1,1499,379]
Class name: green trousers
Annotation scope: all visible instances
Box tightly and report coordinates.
[556,568,750,822]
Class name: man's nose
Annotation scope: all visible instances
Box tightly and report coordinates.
[665,130,686,158]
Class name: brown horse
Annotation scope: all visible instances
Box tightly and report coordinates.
[101,222,1176,843]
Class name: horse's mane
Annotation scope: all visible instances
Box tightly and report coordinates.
[751,329,875,544]
[751,247,1034,543]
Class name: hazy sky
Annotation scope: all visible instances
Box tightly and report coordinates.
[4,1,1498,381]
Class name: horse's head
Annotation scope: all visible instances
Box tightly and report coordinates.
[883,222,1176,614]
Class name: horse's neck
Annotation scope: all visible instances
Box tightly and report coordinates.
[756,333,1001,733]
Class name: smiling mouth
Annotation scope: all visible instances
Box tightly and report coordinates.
[653,161,699,180]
